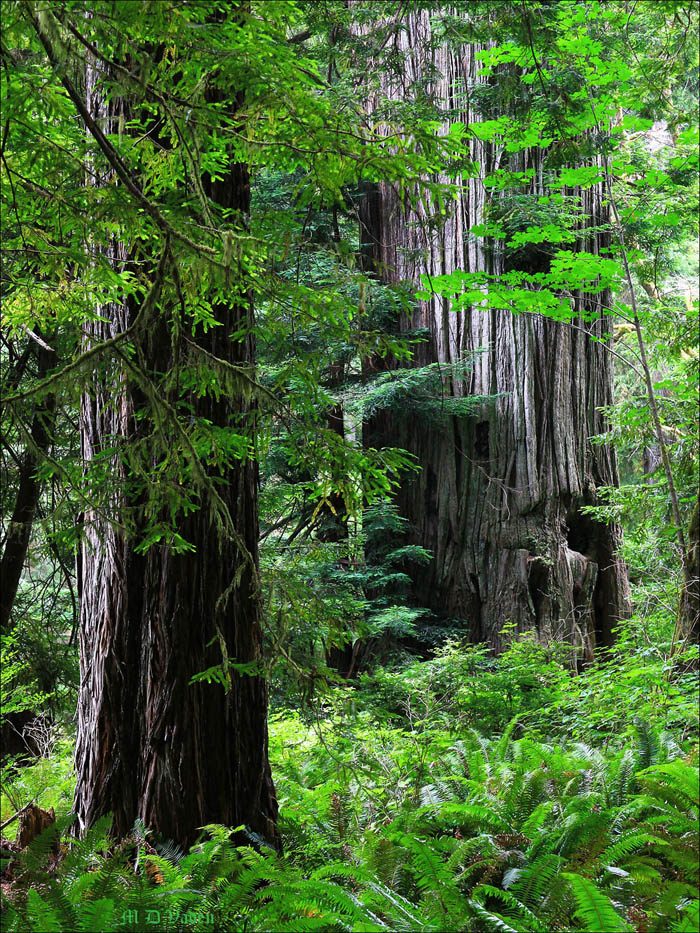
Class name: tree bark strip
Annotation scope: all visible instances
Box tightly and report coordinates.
[678,498,700,650]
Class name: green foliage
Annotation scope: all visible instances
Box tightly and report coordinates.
[345,358,493,423]
[0,634,48,723]
[1,0,443,592]
[2,3,699,932]
[563,873,633,932]
[4,664,697,931]
[357,634,570,734]
[1,738,74,826]
[260,504,435,703]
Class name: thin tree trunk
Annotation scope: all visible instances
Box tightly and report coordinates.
[0,342,56,631]
[73,53,277,848]
[678,498,699,648]
[360,10,629,656]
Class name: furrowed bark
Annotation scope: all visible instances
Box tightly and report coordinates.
[677,498,699,650]
[73,43,277,848]
[360,9,629,656]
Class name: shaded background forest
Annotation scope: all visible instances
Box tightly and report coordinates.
[1,1,698,931]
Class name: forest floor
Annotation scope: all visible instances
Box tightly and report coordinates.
[1,618,698,932]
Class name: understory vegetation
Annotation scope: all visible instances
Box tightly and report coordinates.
[2,618,698,932]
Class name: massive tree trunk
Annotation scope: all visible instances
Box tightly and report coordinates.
[360,10,629,655]
[73,57,277,847]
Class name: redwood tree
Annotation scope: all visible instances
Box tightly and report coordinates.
[26,2,279,846]
[357,5,629,655]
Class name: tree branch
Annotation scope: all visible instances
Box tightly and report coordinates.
[24,2,218,260]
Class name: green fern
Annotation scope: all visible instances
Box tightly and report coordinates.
[507,854,564,910]
[75,899,116,933]
[472,884,551,931]
[469,900,526,932]
[520,800,555,837]
[639,760,700,807]
[601,830,666,867]
[608,749,637,807]
[634,718,660,770]
[670,899,700,932]
[562,872,632,932]
[3,676,697,933]
[24,890,64,933]
[431,801,511,832]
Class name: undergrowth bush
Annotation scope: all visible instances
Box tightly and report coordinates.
[355,622,698,743]
[2,623,697,932]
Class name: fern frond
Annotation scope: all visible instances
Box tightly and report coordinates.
[670,899,700,932]
[391,832,455,894]
[562,872,632,932]
[420,783,450,807]
[495,720,521,760]
[446,741,470,777]
[508,854,564,909]
[363,879,433,932]
[555,809,609,857]
[634,718,660,770]
[468,900,523,933]
[24,889,63,933]
[609,749,636,807]
[508,769,548,827]
[520,801,554,837]
[75,898,115,933]
[602,831,666,867]
[471,884,550,932]
[434,802,510,832]
[18,826,61,876]
[155,837,186,864]
[639,761,699,807]
[658,731,684,762]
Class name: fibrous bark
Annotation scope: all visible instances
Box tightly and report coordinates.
[73,57,277,848]
[360,10,629,655]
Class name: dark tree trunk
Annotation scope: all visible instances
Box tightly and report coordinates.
[360,11,629,656]
[678,498,700,649]
[0,342,56,631]
[73,60,277,848]
[320,370,357,675]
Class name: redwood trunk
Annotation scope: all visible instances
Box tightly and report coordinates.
[361,11,629,655]
[74,62,277,847]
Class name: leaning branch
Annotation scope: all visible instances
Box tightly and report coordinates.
[602,170,687,556]
[24,2,217,261]
[1,241,170,407]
